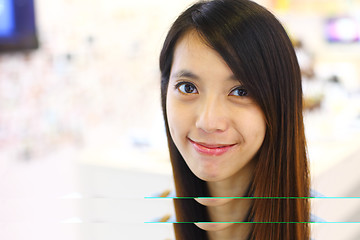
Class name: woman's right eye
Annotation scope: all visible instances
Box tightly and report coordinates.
[176,82,198,94]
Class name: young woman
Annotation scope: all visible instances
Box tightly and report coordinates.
[159,0,310,239]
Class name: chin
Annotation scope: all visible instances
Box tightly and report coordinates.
[195,197,232,206]
[194,169,226,182]
[195,222,233,231]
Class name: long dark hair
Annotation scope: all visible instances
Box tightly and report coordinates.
[159,0,310,239]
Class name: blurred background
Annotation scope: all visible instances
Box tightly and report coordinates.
[0,0,359,239]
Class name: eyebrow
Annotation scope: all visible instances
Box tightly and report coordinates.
[171,70,200,80]
[171,69,239,83]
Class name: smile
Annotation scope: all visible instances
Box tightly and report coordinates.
[188,138,237,156]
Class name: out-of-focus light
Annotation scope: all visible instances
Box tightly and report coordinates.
[326,17,359,43]
[334,18,358,41]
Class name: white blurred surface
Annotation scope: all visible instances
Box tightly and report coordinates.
[1,0,360,239]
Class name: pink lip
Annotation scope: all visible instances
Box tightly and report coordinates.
[188,138,236,156]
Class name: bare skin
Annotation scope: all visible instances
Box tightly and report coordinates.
[167,31,265,239]
[195,159,256,240]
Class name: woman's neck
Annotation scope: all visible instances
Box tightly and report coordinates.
[207,159,256,197]
[207,223,253,240]
[194,159,256,240]
[195,198,253,240]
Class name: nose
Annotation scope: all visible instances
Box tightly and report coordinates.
[195,96,229,133]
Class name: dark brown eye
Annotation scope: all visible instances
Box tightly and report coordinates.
[177,82,198,94]
[230,87,248,97]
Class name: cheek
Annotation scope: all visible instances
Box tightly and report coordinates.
[166,94,185,141]
[166,91,175,130]
[241,109,266,143]
[253,117,266,143]
[167,106,192,141]
[166,92,195,137]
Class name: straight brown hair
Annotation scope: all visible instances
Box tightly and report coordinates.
[159,0,310,239]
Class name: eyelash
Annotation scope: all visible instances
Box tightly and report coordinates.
[175,81,249,97]
[174,81,198,95]
[229,86,249,97]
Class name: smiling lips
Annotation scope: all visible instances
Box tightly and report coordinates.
[188,138,236,156]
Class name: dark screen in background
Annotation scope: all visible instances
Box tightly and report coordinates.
[0,0,39,52]
[0,0,15,37]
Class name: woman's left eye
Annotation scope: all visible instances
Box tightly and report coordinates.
[176,82,198,94]
[229,87,248,97]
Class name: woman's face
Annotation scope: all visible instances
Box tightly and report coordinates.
[166,32,266,182]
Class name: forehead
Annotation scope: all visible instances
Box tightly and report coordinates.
[171,31,234,78]
[174,31,211,56]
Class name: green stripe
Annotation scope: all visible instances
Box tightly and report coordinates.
[145,221,360,224]
[145,197,360,199]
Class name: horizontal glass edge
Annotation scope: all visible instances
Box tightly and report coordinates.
[145,197,360,199]
[144,221,360,224]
